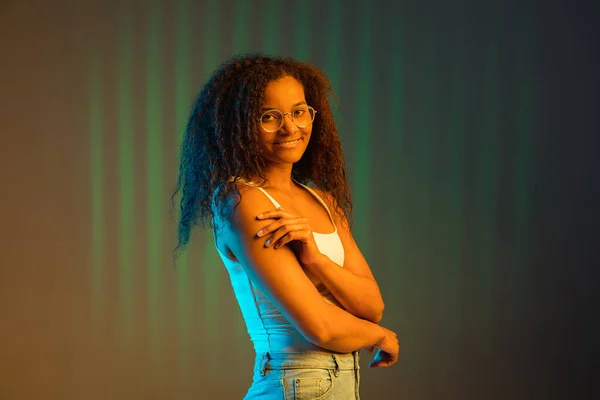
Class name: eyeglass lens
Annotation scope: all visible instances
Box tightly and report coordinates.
[260,106,315,131]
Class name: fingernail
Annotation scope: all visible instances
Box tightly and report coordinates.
[264,239,270,247]
[256,213,263,219]
[256,230,263,237]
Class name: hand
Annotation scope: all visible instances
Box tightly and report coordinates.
[256,207,322,266]
[367,327,399,368]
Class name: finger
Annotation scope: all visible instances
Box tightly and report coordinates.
[271,227,308,248]
[256,218,308,237]
[256,209,297,220]
[369,360,394,368]
[368,349,395,368]
[264,225,303,247]
[274,228,314,249]
[273,232,292,249]
[369,360,387,368]
[266,224,308,245]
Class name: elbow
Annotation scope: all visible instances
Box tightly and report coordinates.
[369,310,383,324]
[308,324,331,347]
[371,312,383,324]
[303,314,333,347]
[371,302,385,324]
[369,313,383,324]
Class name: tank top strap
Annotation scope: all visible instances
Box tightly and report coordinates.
[292,180,336,227]
[234,177,282,209]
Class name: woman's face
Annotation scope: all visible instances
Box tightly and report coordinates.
[256,75,312,167]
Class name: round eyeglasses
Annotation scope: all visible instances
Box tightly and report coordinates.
[259,105,317,132]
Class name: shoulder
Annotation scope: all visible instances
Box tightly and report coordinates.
[217,182,273,229]
[212,181,268,238]
[214,180,283,248]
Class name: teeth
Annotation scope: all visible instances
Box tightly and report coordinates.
[278,138,299,144]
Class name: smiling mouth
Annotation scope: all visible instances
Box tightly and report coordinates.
[274,138,301,145]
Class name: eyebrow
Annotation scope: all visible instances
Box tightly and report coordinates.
[261,101,307,111]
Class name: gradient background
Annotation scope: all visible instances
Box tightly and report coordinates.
[0,0,598,399]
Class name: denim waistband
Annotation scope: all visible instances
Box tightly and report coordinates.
[256,350,360,376]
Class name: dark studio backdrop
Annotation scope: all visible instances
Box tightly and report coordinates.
[0,0,598,399]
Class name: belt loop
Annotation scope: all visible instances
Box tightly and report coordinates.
[260,352,271,376]
[332,354,340,377]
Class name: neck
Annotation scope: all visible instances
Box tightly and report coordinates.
[248,165,296,195]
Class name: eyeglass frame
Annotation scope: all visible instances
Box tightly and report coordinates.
[257,105,318,132]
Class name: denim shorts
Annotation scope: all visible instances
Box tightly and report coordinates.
[243,350,360,400]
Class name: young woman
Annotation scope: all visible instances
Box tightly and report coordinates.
[174,54,398,399]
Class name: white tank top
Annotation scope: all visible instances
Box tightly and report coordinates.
[214,179,346,352]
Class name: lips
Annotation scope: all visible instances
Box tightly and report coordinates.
[274,137,302,145]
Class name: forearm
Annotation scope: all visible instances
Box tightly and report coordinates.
[304,254,385,323]
[312,300,386,353]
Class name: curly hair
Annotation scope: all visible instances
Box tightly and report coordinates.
[172,54,353,258]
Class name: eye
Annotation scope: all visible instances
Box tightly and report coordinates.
[292,108,307,117]
[261,111,281,122]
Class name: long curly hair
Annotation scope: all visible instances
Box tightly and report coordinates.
[172,54,353,258]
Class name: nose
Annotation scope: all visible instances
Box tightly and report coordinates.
[279,114,298,134]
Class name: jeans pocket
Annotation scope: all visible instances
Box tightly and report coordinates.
[282,368,334,400]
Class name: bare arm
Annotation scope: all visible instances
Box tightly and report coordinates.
[303,189,385,323]
[303,253,384,323]
[224,187,386,352]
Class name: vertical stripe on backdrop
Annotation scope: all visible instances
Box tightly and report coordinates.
[512,32,534,325]
[324,0,342,125]
[446,13,467,352]
[146,0,165,362]
[118,1,136,350]
[232,0,251,54]
[353,0,373,258]
[418,29,436,338]
[444,14,468,395]
[174,0,192,377]
[475,27,500,357]
[386,20,405,322]
[90,55,106,328]
[261,0,282,55]
[293,1,311,60]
